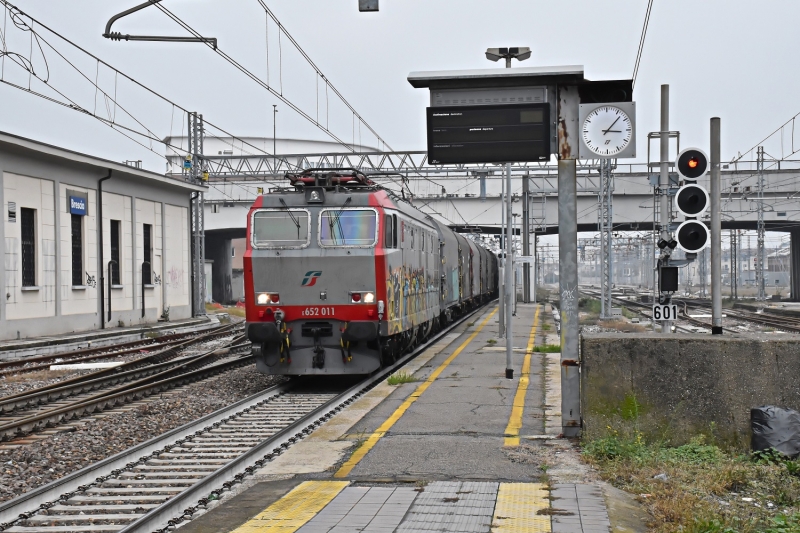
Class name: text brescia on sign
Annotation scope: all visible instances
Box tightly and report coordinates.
[69,196,87,216]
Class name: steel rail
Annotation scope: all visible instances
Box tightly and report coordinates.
[0,324,241,410]
[0,337,249,441]
[0,323,231,377]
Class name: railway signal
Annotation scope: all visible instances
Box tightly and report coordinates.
[675,220,710,254]
[673,147,711,253]
[676,148,709,180]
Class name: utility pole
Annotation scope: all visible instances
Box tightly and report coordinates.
[505,161,514,379]
[757,146,766,301]
[273,105,279,174]
[557,85,580,437]
[658,85,672,332]
[499,175,505,338]
[522,175,530,303]
[188,112,206,316]
[710,117,722,334]
[731,230,738,299]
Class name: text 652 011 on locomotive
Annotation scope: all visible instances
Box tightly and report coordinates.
[244,169,498,375]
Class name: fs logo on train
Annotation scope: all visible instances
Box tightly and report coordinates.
[301,271,322,286]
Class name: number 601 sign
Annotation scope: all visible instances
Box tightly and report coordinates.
[652,304,678,321]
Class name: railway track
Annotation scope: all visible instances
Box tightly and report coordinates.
[0,303,491,533]
[0,325,246,442]
[0,323,236,378]
[582,287,800,334]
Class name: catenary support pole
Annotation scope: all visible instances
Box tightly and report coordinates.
[710,117,723,334]
[558,159,580,436]
[522,175,530,303]
[557,83,581,437]
[659,84,672,333]
[505,162,514,379]
[499,175,505,337]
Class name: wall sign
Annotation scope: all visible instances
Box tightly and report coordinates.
[69,196,87,216]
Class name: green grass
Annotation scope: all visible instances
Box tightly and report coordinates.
[582,428,800,533]
[578,297,602,314]
[533,344,561,353]
[387,371,418,385]
[541,323,552,331]
[486,338,497,345]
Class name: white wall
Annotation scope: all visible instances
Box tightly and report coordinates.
[4,173,56,320]
[165,204,190,309]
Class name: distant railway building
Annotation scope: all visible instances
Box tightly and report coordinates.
[0,131,204,340]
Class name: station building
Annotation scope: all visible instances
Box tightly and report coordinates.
[0,130,204,341]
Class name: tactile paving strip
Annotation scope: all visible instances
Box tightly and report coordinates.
[396,481,498,533]
[231,481,349,533]
[297,486,417,533]
[492,482,551,533]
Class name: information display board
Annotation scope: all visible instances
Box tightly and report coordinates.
[426,103,550,165]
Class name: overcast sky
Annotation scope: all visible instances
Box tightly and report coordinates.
[2,0,800,172]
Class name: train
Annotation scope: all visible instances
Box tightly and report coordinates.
[244,169,498,375]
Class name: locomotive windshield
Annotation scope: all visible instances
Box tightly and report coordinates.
[252,209,310,248]
[319,209,377,247]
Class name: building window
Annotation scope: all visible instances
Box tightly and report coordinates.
[110,219,121,285]
[231,247,235,257]
[71,214,83,285]
[21,208,35,287]
[143,223,152,284]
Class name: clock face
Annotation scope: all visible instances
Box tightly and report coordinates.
[582,106,633,157]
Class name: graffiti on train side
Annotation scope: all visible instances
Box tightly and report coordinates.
[385,265,438,334]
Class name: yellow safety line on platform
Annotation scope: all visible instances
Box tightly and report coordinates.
[493,482,551,532]
[504,305,541,446]
[230,480,348,533]
[334,307,499,478]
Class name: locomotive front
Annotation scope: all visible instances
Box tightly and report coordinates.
[244,172,386,375]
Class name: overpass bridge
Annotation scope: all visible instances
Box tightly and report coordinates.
[183,151,800,302]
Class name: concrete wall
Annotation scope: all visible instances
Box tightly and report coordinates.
[0,136,196,339]
[581,333,800,447]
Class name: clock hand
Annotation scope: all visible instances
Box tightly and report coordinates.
[602,116,621,135]
[604,130,622,133]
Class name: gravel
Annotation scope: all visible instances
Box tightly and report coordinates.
[0,365,285,503]
[0,334,242,398]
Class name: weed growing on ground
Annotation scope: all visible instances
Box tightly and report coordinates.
[533,344,561,353]
[541,323,552,331]
[486,339,497,345]
[387,371,418,385]
[582,427,800,532]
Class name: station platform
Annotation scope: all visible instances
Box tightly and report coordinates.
[179,304,632,533]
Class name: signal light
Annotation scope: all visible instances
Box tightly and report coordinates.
[676,148,709,180]
[675,184,710,217]
[351,293,362,303]
[675,220,710,253]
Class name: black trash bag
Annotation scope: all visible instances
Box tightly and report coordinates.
[751,405,800,458]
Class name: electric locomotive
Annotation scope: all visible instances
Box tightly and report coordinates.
[244,169,497,376]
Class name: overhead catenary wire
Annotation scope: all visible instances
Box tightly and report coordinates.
[0,0,304,175]
[150,1,392,154]
[631,0,654,90]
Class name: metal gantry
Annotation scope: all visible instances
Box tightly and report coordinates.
[730,229,738,300]
[598,159,614,318]
[757,146,767,301]
[189,112,206,315]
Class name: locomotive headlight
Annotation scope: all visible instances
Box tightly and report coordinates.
[256,293,280,305]
[363,292,375,303]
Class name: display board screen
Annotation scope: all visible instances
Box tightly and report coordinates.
[427,103,551,165]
